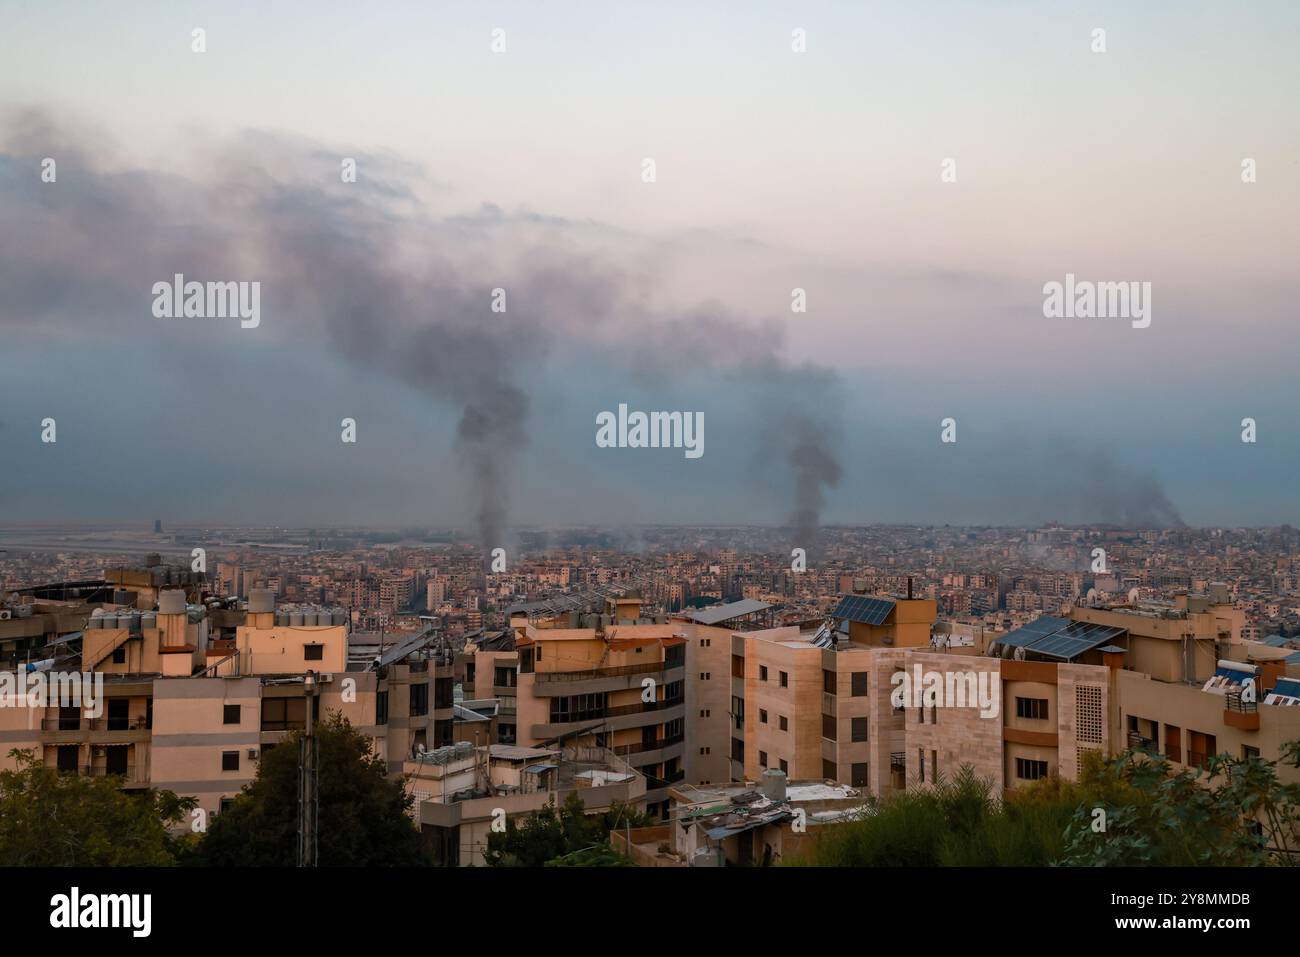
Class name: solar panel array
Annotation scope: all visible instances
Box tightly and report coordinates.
[995,616,1071,648]
[832,595,895,626]
[995,617,1126,660]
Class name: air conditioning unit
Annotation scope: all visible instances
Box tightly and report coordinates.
[247,748,259,760]
[92,746,106,757]
[0,610,10,620]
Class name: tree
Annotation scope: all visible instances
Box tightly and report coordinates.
[0,749,195,866]
[1061,743,1300,866]
[195,711,428,866]
[792,765,1075,867]
[484,793,652,867]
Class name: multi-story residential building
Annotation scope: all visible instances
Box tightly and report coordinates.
[0,566,456,820]
[460,594,686,818]
[411,742,645,866]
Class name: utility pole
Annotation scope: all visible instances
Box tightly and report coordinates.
[298,670,319,867]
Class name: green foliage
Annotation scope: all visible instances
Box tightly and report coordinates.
[546,844,634,867]
[1061,742,1300,866]
[484,792,653,867]
[194,711,428,866]
[0,749,196,866]
[797,743,1300,868]
[794,766,1069,867]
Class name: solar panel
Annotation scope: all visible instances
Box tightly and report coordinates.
[1026,622,1126,660]
[992,616,1070,649]
[832,595,895,626]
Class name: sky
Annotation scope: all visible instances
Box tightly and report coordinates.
[1,1,1298,534]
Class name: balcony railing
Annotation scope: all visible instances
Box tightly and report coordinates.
[82,765,136,778]
[613,734,685,757]
[1225,691,1258,714]
[534,660,672,683]
[1127,732,1158,753]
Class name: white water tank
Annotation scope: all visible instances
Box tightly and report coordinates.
[761,768,787,802]
[248,589,275,614]
[157,590,187,615]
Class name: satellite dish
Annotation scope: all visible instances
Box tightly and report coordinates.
[1086,587,1098,605]
[1013,646,1026,661]
[1128,588,1141,603]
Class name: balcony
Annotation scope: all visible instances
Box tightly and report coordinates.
[1127,732,1158,753]
[1223,691,1260,731]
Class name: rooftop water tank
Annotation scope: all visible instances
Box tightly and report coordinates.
[761,768,787,802]
[157,590,187,615]
[248,589,275,614]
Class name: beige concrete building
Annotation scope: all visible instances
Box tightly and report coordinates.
[460,594,686,818]
[413,742,645,866]
[0,565,456,819]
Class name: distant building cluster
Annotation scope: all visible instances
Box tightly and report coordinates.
[3,522,1300,865]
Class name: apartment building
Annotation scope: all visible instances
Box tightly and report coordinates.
[991,590,1300,786]
[0,569,456,819]
[685,589,1112,797]
[459,594,686,818]
[411,742,645,866]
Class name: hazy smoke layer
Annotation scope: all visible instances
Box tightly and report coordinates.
[0,112,842,540]
[0,111,1189,533]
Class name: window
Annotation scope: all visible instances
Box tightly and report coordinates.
[779,715,788,731]
[409,684,429,717]
[779,759,788,774]
[57,745,78,773]
[700,638,710,647]
[851,762,869,787]
[759,665,768,682]
[822,713,837,741]
[823,669,836,694]
[851,672,869,697]
[375,691,389,726]
[731,655,745,678]
[731,737,744,762]
[760,709,768,724]
[823,759,837,779]
[779,671,789,688]
[918,747,925,783]
[699,709,710,718]
[494,665,517,688]
[851,716,868,742]
[261,697,306,732]
[219,797,235,814]
[221,751,240,772]
[759,750,768,768]
[1016,697,1048,720]
[731,696,744,730]
[550,693,606,723]
[699,747,710,756]
[223,704,241,725]
[107,698,129,731]
[1015,757,1049,781]
[434,676,454,709]
[1243,745,1261,761]
[700,672,711,681]
[112,646,127,664]
[304,643,324,661]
